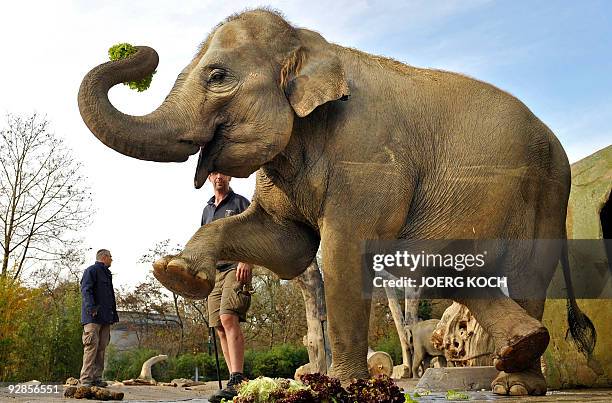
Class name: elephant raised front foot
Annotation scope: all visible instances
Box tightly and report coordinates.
[152,255,213,299]
[491,365,547,396]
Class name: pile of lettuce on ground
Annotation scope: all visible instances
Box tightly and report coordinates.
[226,373,405,403]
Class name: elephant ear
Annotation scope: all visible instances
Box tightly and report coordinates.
[281,31,350,117]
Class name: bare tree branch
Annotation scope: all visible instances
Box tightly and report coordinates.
[0,113,93,280]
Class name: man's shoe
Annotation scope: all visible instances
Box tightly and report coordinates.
[208,384,238,403]
[92,380,108,387]
[208,372,246,402]
[228,372,245,387]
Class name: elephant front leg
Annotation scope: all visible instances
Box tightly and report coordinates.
[153,202,319,299]
[321,230,372,382]
[152,223,227,299]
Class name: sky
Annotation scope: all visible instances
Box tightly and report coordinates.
[0,1,610,288]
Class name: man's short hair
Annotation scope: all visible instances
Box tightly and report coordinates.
[96,249,111,260]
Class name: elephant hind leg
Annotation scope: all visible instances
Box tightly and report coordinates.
[454,247,550,395]
[491,362,547,396]
[411,349,424,379]
[492,327,549,373]
[490,237,561,394]
[456,292,548,374]
[493,246,555,394]
[462,236,559,374]
[491,298,548,395]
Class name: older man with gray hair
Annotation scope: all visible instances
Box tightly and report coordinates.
[79,249,119,387]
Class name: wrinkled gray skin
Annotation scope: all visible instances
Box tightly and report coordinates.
[407,319,444,378]
[78,9,595,395]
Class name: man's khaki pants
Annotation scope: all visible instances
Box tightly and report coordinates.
[79,323,111,384]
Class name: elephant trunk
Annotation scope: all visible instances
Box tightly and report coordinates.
[78,46,199,162]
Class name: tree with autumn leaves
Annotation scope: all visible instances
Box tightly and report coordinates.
[0,113,92,381]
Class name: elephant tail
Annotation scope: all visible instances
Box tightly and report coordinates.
[561,238,596,357]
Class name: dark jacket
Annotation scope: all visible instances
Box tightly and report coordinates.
[201,189,250,226]
[80,261,119,325]
[201,189,250,271]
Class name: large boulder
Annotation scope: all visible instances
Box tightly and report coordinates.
[542,145,611,388]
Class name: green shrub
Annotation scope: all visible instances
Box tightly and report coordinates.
[374,334,402,366]
[104,346,158,380]
[1,281,83,382]
[197,353,230,381]
[157,352,229,382]
[108,43,155,92]
[46,287,84,381]
[105,344,308,382]
[418,300,432,320]
[249,344,308,379]
[243,349,256,378]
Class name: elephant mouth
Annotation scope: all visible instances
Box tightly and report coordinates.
[193,123,225,189]
[194,146,209,189]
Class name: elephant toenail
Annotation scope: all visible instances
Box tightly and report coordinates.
[492,384,507,395]
[168,258,188,271]
[509,384,528,396]
[499,345,513,357]
[153,256,170,271]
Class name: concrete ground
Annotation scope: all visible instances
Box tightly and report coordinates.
[1,380,611,402]
[397,378,612,401]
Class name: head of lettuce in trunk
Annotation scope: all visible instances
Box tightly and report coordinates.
[108,43,155,92]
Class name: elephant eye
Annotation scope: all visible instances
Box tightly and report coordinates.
[208,69,227,83]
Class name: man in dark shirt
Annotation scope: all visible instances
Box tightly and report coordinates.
[203,172,252,403]
[79,249,119,387]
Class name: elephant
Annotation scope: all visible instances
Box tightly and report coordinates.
[78,9,595,396]
[406,319,445,378]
